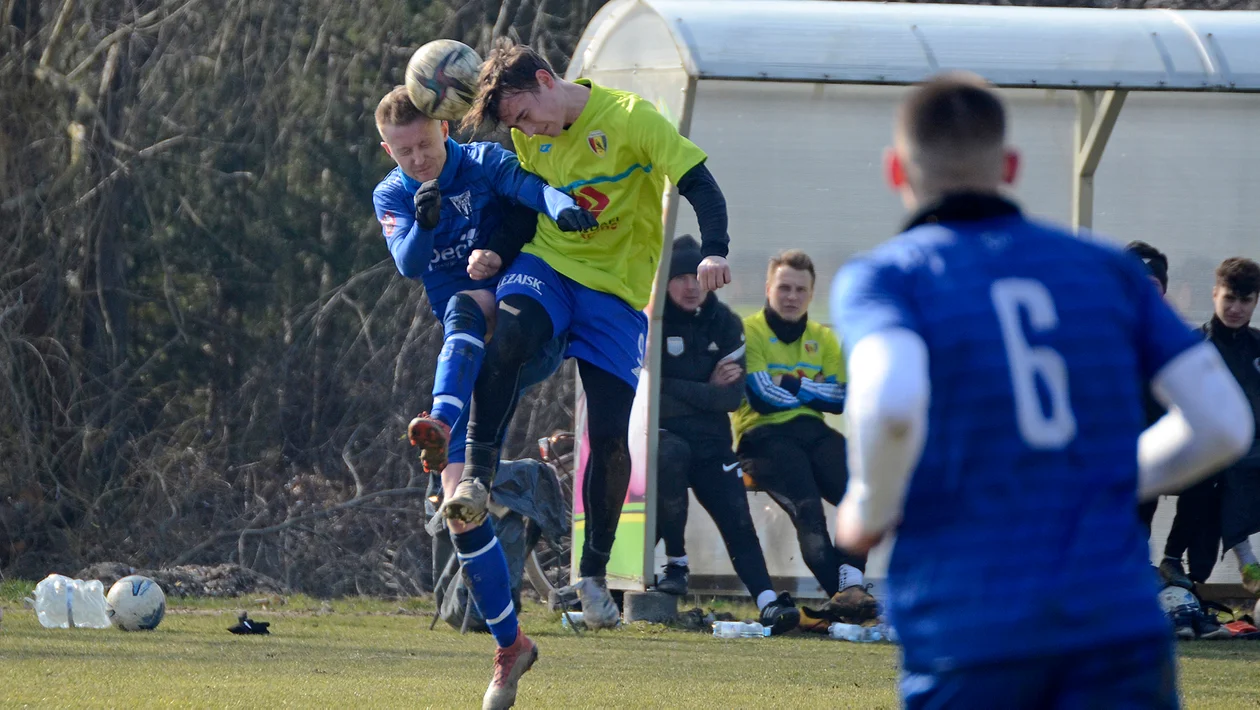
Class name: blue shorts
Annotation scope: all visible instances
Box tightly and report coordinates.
[901,636,1178,710]
[496,253,647,389]
[447,334,566,464]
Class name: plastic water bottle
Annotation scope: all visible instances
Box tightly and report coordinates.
[70,579,111,628]
[34,574,111,629]
[828,622,883,643]
[712,621,770,638]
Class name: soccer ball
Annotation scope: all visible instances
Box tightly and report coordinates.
[106,575,166,631]
[405,39,483,121]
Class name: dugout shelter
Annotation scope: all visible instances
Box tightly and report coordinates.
[565,0,1260,598]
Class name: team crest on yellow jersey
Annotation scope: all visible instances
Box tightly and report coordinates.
[587,130,608,157]
[804,340,819,354]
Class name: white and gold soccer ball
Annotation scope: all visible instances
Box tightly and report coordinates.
[106,575,166,631]
[405,39,483,121]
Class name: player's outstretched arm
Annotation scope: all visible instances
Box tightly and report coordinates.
[835,328,929,553]
[373,186,435,280]
[1138,341,1253,499]
[482,144,595,231]
[676,163,732,292]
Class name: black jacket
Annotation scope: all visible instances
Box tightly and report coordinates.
[658,293,745,454]
[1203,316,1260,437]
[1203,316,1260,550]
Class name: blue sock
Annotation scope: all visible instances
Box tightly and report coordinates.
[432,294,486,427]
[453,522,518,648]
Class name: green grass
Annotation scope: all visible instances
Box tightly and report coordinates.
[1,593,1258,708]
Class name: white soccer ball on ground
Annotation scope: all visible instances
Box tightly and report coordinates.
[106,575,166,631]
[405,39,483,122]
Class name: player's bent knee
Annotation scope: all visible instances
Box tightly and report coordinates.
[444,292,488,337]
[458,288,497,320]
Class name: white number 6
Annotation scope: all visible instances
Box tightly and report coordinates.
[990,278,1077,449]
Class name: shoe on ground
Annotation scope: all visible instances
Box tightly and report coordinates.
[799,585,880,632]
[1169,604,1198,640]
[408,412,451,474]
[655,563,689,596]
[758,591,800,636]
[441,478,489,525]
[1158,558,1194,591]
[1194,610,1233,640]
[573,577,620,629]
[482,631,538,710]
[1241,563,1260,596]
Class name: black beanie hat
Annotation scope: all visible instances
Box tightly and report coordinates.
[1124,240,1169,293]
[669,234,703,280]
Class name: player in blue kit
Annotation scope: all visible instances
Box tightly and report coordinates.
[372,86,595,483]
[830,73,1254,708]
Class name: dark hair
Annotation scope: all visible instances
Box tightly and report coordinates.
[1124,240,1169,293]
[897,72,1006,161]
[461,38,556,132]
[375,85,429,135]
[767,249,815,286]
[1215,257,1260,297]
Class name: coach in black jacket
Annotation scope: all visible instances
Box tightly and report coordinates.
[652,235,798,634]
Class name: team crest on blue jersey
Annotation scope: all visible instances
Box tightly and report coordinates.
[587,130,608,157]
[804,340,818,354]
[449,190,472,218]
[380,211,398,237]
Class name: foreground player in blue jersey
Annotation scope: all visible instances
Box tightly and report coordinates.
[830,73,1254,709]
[372,86,594,481]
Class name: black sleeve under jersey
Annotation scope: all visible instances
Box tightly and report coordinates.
[485,201,538,268]
[676,162,729,260]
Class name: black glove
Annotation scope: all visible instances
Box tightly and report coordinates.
[414,180,441,230]
[555,206,598,233]
[228,612,270,635]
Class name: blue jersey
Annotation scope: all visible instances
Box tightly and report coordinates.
[831,195,1201,673]
[372,137,573,318]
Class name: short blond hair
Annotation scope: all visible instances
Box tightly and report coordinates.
[767,249,815,286]
[375,85,429,137]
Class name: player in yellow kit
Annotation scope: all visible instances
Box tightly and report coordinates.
[440,40,734,709]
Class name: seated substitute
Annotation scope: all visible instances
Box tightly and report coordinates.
[733,249,877,629]
[653,235,799,635]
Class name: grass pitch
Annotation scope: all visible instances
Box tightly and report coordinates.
[1,582,1258,709]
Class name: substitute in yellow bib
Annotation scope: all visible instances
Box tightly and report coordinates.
[734,249,879,632]
[450,40,736,707]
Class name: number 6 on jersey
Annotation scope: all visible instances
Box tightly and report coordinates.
[991,278,1078,449]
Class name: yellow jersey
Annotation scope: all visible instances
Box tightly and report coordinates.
[513,80,708,310]
[732,310,847,446]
